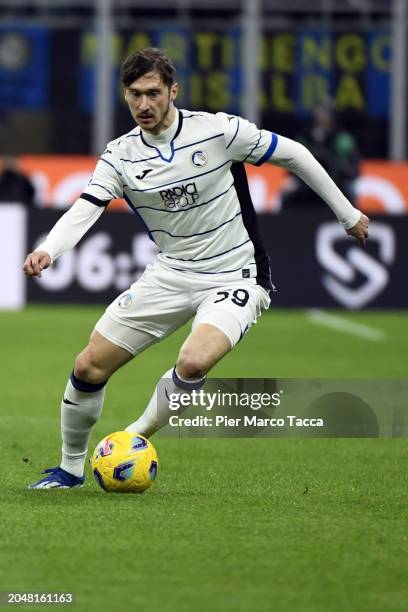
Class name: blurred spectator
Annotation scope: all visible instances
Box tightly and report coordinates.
[281,104,360,211]
[0,156,35,206]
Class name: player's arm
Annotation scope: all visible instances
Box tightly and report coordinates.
[267,134,368,245]
[219,113,368,245]
[23,150,122,277]
[23,198,107,277]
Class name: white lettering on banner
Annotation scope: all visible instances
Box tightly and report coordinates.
[54,172,93,209]
[132,234,159,270]
[76,234,115,291]
[0,204,26,309]
[29,171,93,209]
[34,233,157,293]
[355,176,406,214]
[316,221,396,309]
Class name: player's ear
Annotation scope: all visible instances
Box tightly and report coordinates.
[123,88,132,103]
[170,82,178,102]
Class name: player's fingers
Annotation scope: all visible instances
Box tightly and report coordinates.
[359,229,368,246]
[29,255,41,276]
[31,257,39,275]
[39,253,50,271]
[24,252,50,276]
[23,256,35,275]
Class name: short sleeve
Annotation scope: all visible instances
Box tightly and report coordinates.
[217,112,278,166]
[81,148,124,206]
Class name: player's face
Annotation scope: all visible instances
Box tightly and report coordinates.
[124,72,178,134]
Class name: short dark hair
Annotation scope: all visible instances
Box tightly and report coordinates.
[120,47,176,89]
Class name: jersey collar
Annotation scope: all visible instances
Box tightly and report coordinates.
[140,109,182,147]
[140,110,183,163]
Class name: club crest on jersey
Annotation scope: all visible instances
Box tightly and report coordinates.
[118,293,132,309]
[191,150,208,167]
[159,182,199,209]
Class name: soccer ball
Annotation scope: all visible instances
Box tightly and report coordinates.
[90,431,158,493]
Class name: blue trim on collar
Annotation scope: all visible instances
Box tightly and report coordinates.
[154,141,175,163]
[139,110,182,164]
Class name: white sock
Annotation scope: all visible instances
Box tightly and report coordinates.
[126,367,206,437]
[60,373,106,477]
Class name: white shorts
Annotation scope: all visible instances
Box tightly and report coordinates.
[95,260,271,355]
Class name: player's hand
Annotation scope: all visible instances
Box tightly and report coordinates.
[23,250,51,277]
[346,213,369,246]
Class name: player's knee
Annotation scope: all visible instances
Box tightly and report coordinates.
[74,350,108,384]
[176,348,209,379]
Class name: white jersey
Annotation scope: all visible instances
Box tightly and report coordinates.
[37,108,361,288]
[81,110,276,290]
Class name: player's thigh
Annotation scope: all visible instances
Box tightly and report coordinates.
[99,262,194,351]
[75,329,136,380]
[95,312,159,358]
[192,282,271,349]
[176,323,232,377]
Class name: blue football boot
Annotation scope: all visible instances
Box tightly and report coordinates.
[28,467,84,489]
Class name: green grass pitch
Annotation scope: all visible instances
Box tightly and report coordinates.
[1,306,408,611]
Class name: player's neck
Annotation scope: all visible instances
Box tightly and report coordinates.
[141,107,178,143]
[156,105,177,134]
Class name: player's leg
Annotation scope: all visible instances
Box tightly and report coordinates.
[176,323,231,378]
[30,261,194,489]
[178,281,271,382]
[30,326,157,489]
[127,323,231,437]
[127,281,271,438]
[60,329,135,478]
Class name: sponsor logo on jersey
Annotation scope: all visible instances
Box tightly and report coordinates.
[191,150,208,167]
[159,182,199,209]
[136,168,153,180]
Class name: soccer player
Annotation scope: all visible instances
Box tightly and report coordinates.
[23,48,369,489]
